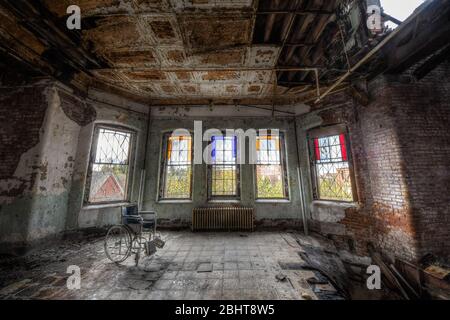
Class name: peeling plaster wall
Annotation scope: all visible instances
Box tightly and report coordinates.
[0,81,148,252]
[142,115,305,228]
[0,82,81,250]
[2,62,448,264]
[66,94,148,232]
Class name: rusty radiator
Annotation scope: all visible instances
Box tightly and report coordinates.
[192,207,254,231]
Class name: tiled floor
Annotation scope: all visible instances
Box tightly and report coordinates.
[0,231,343,300]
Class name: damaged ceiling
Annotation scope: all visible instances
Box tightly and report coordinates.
[0,0,449,106]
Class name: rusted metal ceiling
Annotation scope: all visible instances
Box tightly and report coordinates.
[0,0,367,105]
[2,0,448,107]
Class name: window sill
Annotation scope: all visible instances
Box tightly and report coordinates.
[311,200,358,208]
[82,202,130,210]
[157,199,193,204]
[208,199,241,203]
[310,200,359,224]
[256,199,290,203]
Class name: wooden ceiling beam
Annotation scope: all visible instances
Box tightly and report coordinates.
[0,0,105,72]
[263,14,276,42]
[384,0,450,74]
[413,44,450,80]
[257,10,333,15]
[93,66,324,73]
[296,1,337,82]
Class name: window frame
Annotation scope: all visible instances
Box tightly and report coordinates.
[254,131,290,201]
[307,125,358,203]
[158,131,194,201]
[84,124,136,206]
[207,133,241,201]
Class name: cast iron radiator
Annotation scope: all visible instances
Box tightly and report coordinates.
[192,207,254,231]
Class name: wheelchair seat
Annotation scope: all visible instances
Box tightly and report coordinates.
[121,205,157,231]
[121,205,140,225]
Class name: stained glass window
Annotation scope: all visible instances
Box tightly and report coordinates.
[208,135,239,198]
[312,134,353,201]
[160,134,193,199]
[256,133,289,199]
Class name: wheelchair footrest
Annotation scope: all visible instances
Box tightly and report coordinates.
[145,241,157,256]
[154,237,165,249]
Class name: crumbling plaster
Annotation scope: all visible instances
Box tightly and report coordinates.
[0,84,81,247]
[1,79,312,253]
[1,61,449,265]
[0,81,149,252]
[66,95,148,231]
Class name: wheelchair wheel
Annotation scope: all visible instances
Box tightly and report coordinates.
[104,225,132,263]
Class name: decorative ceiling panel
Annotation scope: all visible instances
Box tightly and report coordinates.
[13,0,369,104]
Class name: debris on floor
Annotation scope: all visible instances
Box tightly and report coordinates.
[0,231,398,300]
[307,276,328,285]
[301,292,313,300]
[197,263,213,273]
[424,265,450,281]
[275,273,287,282]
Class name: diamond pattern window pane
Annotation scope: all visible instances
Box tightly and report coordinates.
[95,128,131,165]
[315,135,352,201]
[89,164,129,202]
[88,127,132,203]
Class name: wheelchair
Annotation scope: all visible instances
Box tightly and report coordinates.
[104,205,165,265]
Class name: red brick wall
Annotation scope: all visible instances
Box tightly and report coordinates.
[59,91,96,126]
[358,79,419,261]
[310,95,418,260]
[0,86,48,181]
[308,62,450,263]
[0,85,98,194]
[388,65,450,260]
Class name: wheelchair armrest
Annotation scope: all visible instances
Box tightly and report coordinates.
[140,211,157,216]
[125,214,143,220]
[140,212,157,221]
[122,215,143,225]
